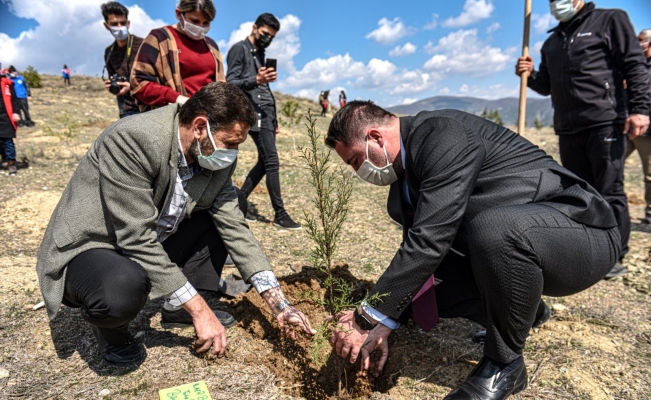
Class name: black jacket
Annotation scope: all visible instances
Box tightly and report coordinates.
[226,39,276,131]
[528,2,650,134]
[372,110,617,320]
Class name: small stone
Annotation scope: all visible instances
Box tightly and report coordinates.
[99,389,111,397]
[0,368,9,379]
[552,304,567,313]
[133,331,145,340]
[42,187,48,191]
[559,367,567,373]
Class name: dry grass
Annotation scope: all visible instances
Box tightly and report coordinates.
[0,75,650,399]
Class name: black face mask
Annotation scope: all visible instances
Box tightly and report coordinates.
[256,33,273,49]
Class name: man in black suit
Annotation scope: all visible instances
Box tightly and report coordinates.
[326,102,619,399]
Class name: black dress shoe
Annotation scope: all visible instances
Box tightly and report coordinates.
[161,306,237,329]
[91,326,145,367]
[444,356,527,400]
[273,214,302,230]
[473,300,551,344]
[103,337,146,366]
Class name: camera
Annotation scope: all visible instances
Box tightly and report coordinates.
[109,74,127,95]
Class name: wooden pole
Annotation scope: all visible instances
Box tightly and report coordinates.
[517,0,532,134]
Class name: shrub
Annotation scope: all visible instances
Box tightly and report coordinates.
[22,66,42,89]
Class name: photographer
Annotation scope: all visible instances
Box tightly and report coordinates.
[101,2,143,118]
[226,13,301,230]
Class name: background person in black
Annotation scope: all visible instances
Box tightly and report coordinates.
[226,13,301,230]
[516,0,651,279]
[101,2,143,119]
[325,102,619,400]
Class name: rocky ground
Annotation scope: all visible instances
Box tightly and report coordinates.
[0,75,649,399]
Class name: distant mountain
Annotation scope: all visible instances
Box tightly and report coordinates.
[386,96,554,127]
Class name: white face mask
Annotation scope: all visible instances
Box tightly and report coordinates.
[109,25,129,41]
[550,0,579,22]
[356,137,398,186]
[196,120,238,171]
[181,14,210,40]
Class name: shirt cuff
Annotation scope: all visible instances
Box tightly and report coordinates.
[249,270,280,293]
[362,302,401,330]
[165,281,197,307]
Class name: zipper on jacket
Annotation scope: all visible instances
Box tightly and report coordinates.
[559,31,576,133]
[604,81,614,105]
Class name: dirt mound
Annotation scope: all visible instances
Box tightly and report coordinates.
[223,265,405,399]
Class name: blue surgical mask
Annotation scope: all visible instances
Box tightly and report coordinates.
[550,0,579,23]
[196,120,238,171]
[109,26,129,41]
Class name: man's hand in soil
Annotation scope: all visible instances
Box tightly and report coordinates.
[182,294,227,356]
[329,310,391,376]
[625,114,650,140]
[262,286,316,339]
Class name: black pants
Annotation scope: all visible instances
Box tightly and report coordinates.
[558,124,629,259]
[17,98,32,123]
[62,191,247,345]
[241,125,287,219]
[433,204,618,364]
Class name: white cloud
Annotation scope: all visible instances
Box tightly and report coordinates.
[443,0,494,28]
[424,14,439,30]
[439,87,450,95]
[532,13,556,34]
[277,53,436,98]
[0,0,165,75]
[401,98,418,105]
[423,29,516,77]
[365,17,415,45]
[486,22,501,34]
[217,15,302,72]
[389,42,417,57]
[455,83,519,99]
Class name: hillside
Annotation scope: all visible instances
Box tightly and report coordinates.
[387,95,553,126]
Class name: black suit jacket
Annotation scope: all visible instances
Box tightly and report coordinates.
[374,109,617,319]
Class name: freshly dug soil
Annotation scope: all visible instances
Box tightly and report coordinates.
[223,265,406,399]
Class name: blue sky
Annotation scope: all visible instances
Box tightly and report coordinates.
[1,0,649,106]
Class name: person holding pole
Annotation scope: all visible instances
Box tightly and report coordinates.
[626,29,651,224]
[515,0,651,279]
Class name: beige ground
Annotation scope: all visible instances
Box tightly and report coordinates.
[0,75,650,399]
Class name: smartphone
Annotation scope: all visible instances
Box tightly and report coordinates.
[265,58,277,71]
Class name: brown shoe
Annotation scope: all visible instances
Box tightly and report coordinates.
[8,161,17,176]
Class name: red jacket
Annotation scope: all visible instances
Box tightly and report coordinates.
[1,76,17,130]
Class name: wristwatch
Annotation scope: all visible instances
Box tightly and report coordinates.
[353,308,377,331]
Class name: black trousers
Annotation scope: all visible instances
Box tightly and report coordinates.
[558,124,629,259]
[241,125,287,219]
[17,98,32,123]
[62,190,247,345]
[433,204,618,363]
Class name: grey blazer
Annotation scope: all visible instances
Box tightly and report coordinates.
[37,104,272,319]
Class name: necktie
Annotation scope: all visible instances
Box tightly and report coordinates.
[411,275,439,332]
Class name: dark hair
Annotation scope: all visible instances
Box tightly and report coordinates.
[325,100,395,148]
[179,82,256,132]
[178,0,217,21]
[8,65,16,73]
[255,13,280,31]
[101,1,129,22]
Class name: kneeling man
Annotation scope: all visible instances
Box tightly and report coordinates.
[328,102,619,399]
[37,82,314,366]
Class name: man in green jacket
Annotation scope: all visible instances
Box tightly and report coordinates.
[37,82,314,366]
